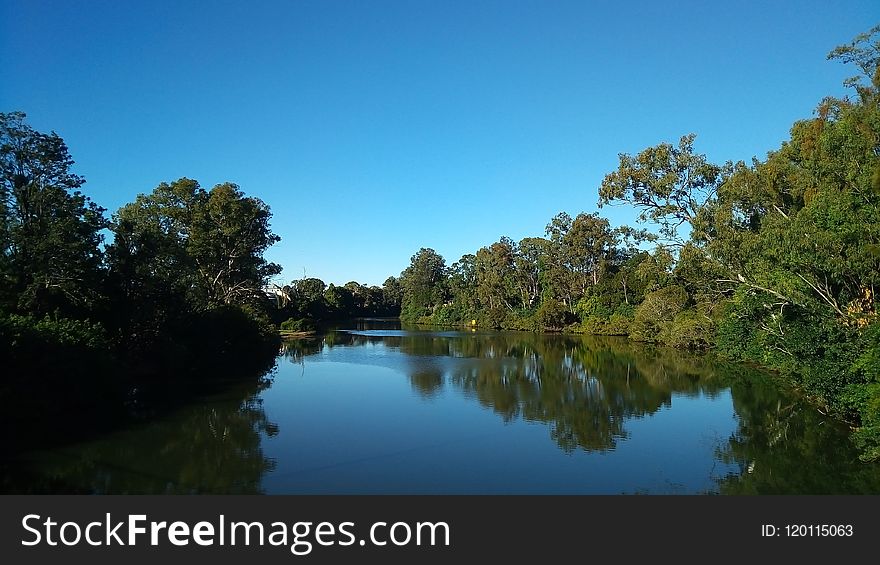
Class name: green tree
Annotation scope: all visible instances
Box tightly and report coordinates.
[189,182,281,306]
[474,237,518,313]
[543,211,616,312]
[399,248,448,321]
[514,237,548,310]
[826,23,880,102]
[291,277,328,319]
[107,200,194,344]
[611,226,656,305]
[565,212,614,292]
[110,178,281,311]
[704,26,880,458]
[449,254,478,319]
[343,281,368,315]
[325,283,355,317]
[598,134,730,243]
[107,178,281,349]
[381,275,402,314]
[0,111,108,315]
[543,212,576,311]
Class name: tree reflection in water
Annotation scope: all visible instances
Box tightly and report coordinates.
[280,328,880,493]
[3,379,278,494]
[20,327,871,494]
[287,330,725,452]
[713,366,880,494]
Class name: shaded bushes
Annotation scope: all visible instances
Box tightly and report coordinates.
[280,317,316,332]
[629,285,688,342]
[0,313,122,451]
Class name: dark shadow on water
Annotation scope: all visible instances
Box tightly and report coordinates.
[1,334,280,493]
[0,378,278,493]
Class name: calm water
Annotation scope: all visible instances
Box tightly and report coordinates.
[5,320,880,494]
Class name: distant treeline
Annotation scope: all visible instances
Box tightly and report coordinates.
[269,277,401,331]
[392,27,880,460]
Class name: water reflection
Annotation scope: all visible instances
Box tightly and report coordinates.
[294,330,725,453]
[2,381,277,494]
[714,368,879,494]
[278,325,880,492]
[5,321,880,493]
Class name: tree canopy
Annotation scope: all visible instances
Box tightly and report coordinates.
[598,133,730,243]
[393,26,880,460]
[0,111,108,316]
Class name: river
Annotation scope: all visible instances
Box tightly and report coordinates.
[4,319,879,493]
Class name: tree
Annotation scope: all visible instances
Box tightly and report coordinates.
[635,246,674,292]
[343,281,369,315]
[399,248,448,321]
[107,178,201,347]
[514,237,548,310]
[610,226,657,305]
[325,283,355,317]
[565,213,614,291]
[107,193,195,343]
[189,182,282,306]
[544,212,576,310]
[598,134,730,243]
[364,285,386,315]
[448,254,477,317]
[107,178,283,346]
[826,23,880,102]
[287,277,326,319]
[381,276,402,314]
[0,111,107,315]
[110,178,281,313]
[704,26,880,459]
[474,237,518,312]
[542,212,615,311]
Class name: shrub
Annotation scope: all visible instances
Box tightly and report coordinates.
[575,295,612,321]
[479,306,509,329]
[580,315,606,335]
[171,305,280,380]
[715,290,770,361]
[0,313,120,447]
[0,313,109,357]
[280,318,316,332]
[630,285,688,342]
[432,304,463,327]
[604,312,632,336]
[535,298,567,330]
[849,323,880,461]
[852,382,880,462]
[665,310,715,349]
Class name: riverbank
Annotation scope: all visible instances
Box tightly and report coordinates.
[280,330,316,338]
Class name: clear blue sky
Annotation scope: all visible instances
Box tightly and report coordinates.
[1,1,876,286]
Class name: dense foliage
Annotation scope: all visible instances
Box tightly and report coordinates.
[395,28,880,460]
[1,112,283,450]
[270,276,401,328]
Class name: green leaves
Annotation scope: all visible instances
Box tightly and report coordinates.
[598,134,730,242]
[105,178,282,352]
[827,24,880,100]
[110,178,281,312]
[0,111,108,316]
[399,247,448,321]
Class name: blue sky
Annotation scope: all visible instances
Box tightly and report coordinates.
[1,1,876,286]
